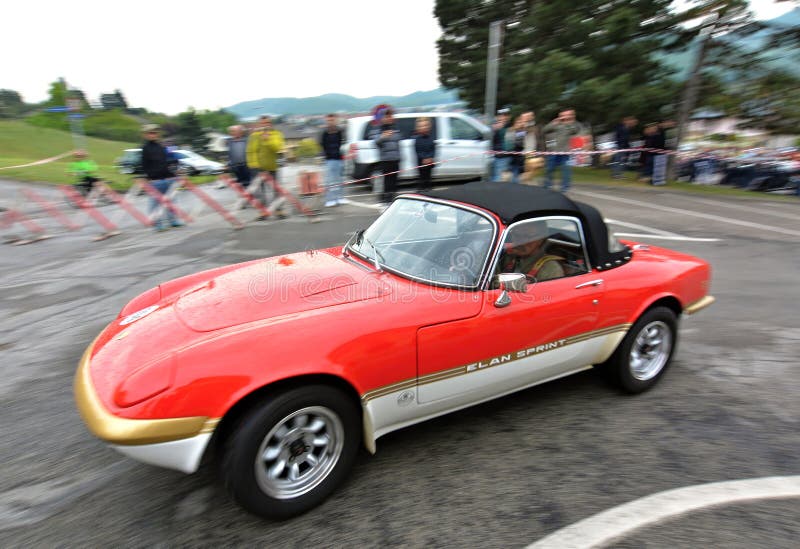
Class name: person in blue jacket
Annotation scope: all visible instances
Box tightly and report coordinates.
[414,117,436,190]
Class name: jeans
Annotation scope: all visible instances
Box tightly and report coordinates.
[544,154,571,191]
[492,157,510,182]
[380,160,399,203]
[418,164,433,190]
[652,155,667,185]
[611,152,626,178]
[148,178,178,228]
[324,159,344,203]
[231,164,251,185]
[509,160,523,184]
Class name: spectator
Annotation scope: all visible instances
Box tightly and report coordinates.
[641,123,665,184]
[543,109,585,192]
[320,114,345,207]
[226,125,250,189]
[68,149,100,197]
[140,124,182,232]
[658,119,677,186]
[491,109,511,182]
[520,111,541,184]
[612,116,637,179]
[520,110,537,152]
[370,108,402,205]
[414,117,436,191]
[247,116,286,219]
[507,116,527,184]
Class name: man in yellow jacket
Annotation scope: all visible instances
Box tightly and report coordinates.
[247,115,286,219]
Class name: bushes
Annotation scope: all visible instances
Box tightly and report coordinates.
[295,138,321,159]
[26,108,141,143]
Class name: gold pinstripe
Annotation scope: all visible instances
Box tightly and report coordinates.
[361,323,632,403]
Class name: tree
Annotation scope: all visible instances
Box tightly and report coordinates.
[0,89,25,118]
[175,108,209,152]
[668,0,758,151]
[763,1,800,49]
[435,0,682,135]
[100,89,128,110]
[197,109,239,132]
[46,78,68,107]
[733,69,800,134]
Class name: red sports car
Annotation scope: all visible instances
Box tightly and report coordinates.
[75,183,714,518]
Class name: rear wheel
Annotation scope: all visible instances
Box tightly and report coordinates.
[221,385,360,519]
[606,306,677,393]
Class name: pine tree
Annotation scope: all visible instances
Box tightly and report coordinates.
[435,0,681,135]
[176,108,209,152]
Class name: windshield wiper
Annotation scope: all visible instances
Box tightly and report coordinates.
[355,230,385,272]
[342,229,359,257]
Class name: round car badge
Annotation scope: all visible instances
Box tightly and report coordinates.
[397,390,415,407]
[119,305,160,326]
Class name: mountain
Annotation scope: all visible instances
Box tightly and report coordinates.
[226,88,461,118]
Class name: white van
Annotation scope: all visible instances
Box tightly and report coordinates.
[342,112,491,182]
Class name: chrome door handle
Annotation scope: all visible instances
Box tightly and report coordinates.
[575,279,604,289]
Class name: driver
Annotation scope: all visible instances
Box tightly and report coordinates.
[499,220,565,281]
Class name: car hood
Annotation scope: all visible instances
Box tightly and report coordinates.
[174,251,388,332]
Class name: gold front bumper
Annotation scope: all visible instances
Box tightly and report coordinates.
[684,295,716,315]
[74,338,218,446]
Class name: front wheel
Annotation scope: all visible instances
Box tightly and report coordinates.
[605,306,677,393]
[221,385,361,519]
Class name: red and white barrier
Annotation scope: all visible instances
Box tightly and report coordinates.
[97,183,153,228]
[60,185,121,241]
[179,176,244,229]
[264,172,316,218]
[20,188,81,231]
[139,179,194,224]
[1,208,51,245]
[221,174,273,218]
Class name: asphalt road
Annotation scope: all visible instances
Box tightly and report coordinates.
[0,176,798,548]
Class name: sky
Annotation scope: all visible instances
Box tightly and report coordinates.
[1,0,795,114]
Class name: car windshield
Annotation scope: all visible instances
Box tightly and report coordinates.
[347,198,494,288]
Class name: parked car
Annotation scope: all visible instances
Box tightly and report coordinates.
[172,149,224,176]
[343,112,491,182]
[114,148,224,176]
[75,183,714,519]
[115,148,143,175]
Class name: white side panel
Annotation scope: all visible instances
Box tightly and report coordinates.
[364,332,625,447]
[110,433,212,474]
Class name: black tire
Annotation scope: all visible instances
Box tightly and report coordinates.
[221,385,360,519]
[605,306,678,394]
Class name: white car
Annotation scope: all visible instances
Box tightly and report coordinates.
[116,148,224,176]
[173,149,224,176]
[343,112,491,183]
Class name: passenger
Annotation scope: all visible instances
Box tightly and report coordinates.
[499,220,565,281]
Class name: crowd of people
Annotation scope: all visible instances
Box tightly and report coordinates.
[69,107,789,233]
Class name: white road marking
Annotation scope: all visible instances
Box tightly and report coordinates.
[604,218,680,236]
[613,233,721,242]
[689,196,800,221]
[572,190,800,237]
[344,199,384,210]
[527,475,800,549]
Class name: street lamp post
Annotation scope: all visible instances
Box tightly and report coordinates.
[484,19,504,121]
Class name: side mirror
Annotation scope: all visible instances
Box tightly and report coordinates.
[493,273,527,308]
[495,273,527,292]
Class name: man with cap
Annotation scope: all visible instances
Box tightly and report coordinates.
[498,220,565,281]
[140,124,182,231]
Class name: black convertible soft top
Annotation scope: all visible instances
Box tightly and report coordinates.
[420,182,631,271]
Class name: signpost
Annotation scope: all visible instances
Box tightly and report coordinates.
[44,93,87,151]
